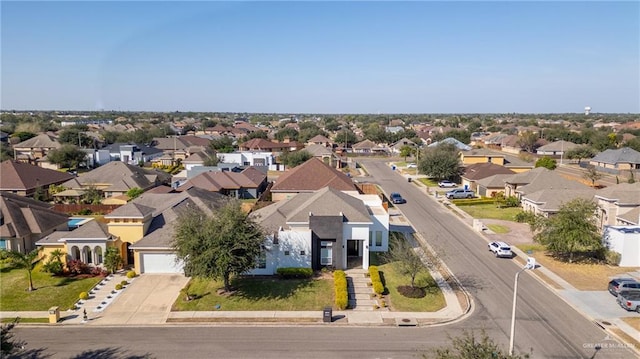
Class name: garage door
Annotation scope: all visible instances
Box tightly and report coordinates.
[140,253,184,274]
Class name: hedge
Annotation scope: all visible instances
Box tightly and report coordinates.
[334,270,348,310]
[276,267,314,279]
[451,198,495,206]
[368,266,384,295]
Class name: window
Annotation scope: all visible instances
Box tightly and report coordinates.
[257,251,266,269]
[284,250,290,256]
[369,231,373,247]
[320,241,332,265]
[300,251,305,256]
[375,231,383,247]
[0,239,6,250]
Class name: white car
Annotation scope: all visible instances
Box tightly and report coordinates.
[438,180,457,188]
[488,241,513,258]
[407,163,417,168]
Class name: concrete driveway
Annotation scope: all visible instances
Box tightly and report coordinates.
[92,274,189,325]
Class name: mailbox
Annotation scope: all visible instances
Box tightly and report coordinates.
[323,306,332,323]
[48,306,60,324]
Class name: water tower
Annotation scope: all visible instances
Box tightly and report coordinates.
[584,106,591,115]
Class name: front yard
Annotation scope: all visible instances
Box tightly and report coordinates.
[456,203,522,221]
[173,275,334,311]
[378,263,446,312]
[0,264,102,311]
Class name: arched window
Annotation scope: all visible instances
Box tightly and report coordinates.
[94,246,103,265]
[82,246,92,264]
[71,246,81,261]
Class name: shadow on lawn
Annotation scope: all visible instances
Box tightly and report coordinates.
[230,277,315,301]
[69,347,154,359]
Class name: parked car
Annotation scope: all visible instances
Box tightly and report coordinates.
[390,192,406,204]
[488,241,513,258]
[608,278,640,296]
[616,290,640,312]
[437,180,457,188]
[445,188,475,199]
[407,163,417,168]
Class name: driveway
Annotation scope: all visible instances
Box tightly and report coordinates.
[92,274,189,325]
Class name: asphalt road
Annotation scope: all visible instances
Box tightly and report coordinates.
[10,159,636,359]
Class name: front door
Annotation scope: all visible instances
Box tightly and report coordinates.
[347,240,359,256]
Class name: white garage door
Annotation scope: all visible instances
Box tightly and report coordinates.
[140,253,184,274]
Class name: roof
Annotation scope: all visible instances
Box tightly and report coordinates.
[476,173,513,188]
[271,158,356,193]
[428,138,471,151]
[594,182,640,205]
[617,207,640,225]
[462,163,515,181]
[0,160,75,191]
[104,202,156,219]
[307,135,332,144]
[177,167,266,192]
[62,161,170,190]
[59,220,111,240]
[461,148,505,157]
[0,192,68,239]
[304,143,334,157]
[591,147,640,165]
[240,138,303,150]
[522,189,596,213]
[13,133,61,149]
[536,140,579,152]
[250,187,371,230]
[103,143,163,156]
[352,139,377,149]
[513,168,589,196]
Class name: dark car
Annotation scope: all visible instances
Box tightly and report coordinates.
[390,192,406,204]
[608,278,640,296]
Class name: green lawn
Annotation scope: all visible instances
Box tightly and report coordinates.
[0,264,102,311]
[379,263,446,312]
[486,224,511,234]
[173,276,334,311]
[457,204,522,221]
[418,178,439,187]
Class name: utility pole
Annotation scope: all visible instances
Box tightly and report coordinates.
[509,257,536,356]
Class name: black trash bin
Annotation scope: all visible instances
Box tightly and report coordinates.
[408,177,412,182]
[323,306,332,323]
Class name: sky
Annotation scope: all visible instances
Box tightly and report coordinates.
[1,1,639,114]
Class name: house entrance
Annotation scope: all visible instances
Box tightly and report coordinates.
[346,239,363,269]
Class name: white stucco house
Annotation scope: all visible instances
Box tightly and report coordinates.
[602,226,640,267]
[217,151,280,171]
[247,187,389,275]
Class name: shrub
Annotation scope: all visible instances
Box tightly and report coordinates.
[79,292,89,300]
[368,266,385,295]
[42,260,64,275]
[115,284,123,290]
[276,267,314,279]
[120,280,128,286]
[78,208,93,215]
[514,210,536,224]
[333,270,348,310]
[126,270,137,279]
[90,266,107,277]
[67,260,90,275]
[605,250,621,266]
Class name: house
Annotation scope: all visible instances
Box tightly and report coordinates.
[588,147,640,174]
[270,158,357,201]
[239,138,304,152]
[460,163,515,192]
[536,140,579,159]
[594,182,640,230]
[504,167,588,199]
[0,160,75,199]
[177,167,268,199]
[460,148,506,166]
[37,219,113,267]
[304,144,342,168]
[217,151,281,171]
[352,139,385,154]
[307,134,334,148]
[61,161,171,199]
[91,143,164,166]
[602,226,640,267]
[247,187,389,274]
[1,192,69,253]
[390,138,417,154]
[428,137,471,151]
[521,188,596,217]
[475,174,513,198]
[12,133,61,164]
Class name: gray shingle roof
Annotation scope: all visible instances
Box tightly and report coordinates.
[0,192,68,239]
[62,161,169,190]
[591,147,640,165]
[617,207,639,225]
[0,160,74,191]
[523,189,596,213]
[594,182,640,205]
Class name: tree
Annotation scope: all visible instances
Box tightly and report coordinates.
[42,248,64,275]
[583,165,603,187]
[203,153,220,166]
[126,187,144,199]
[625,137,640,152]
[534,156,556,170]
[399,146,414,161]
[280,150,312,168]
[104,247,123,275]
[518,131,539,152]
[5,248,43,291]
[47,144,87,169]
[173,200,265,292]
[274,128,299,142]
[58,128,93,147]
[427,330,530,358]
[209,136,235,153]
[565,145,596,164]
[337,128,358,147]
[383,236,424,289]
[532,198,602,263]
[418,143,461,180]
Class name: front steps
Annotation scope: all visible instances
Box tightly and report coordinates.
[345,268,388,311]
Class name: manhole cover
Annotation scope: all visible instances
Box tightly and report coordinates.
[402,319,411,323]
[395,318,418,327]
[601,321,611,326]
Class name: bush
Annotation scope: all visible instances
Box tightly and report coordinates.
[78,208,93,215]
[334,270,348,310]
[115,284,123,290]
[120,280,128,286]
[514,210,536,224]
[605,250,621,266]
[67,260,90,275]
[42,260,64,275]
[276,267,314,279]
[90,266,107,277]
[78,292,89,300]
[368,266,385,295]
[126,270,137,279]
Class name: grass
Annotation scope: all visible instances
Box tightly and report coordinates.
[379,263,446,312]
[1,317,49,323]
[486,224,510,234]
[0,264,102,311]
[172,275,334,311]
[621,317,640,331]
[457,204,522,221]
[418,178,439,187]
[515,244,636,291]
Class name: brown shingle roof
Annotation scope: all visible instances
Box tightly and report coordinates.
[271,158,356,192]
[0,192,68,239]
[0,160,74,191]
[462,163,515,181]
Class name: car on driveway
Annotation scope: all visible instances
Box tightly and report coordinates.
[488,241,513,258]
[390,192,406,204]
[407,163,417,168]
[445,188,475,199]
[608,278,640,296]
[438,180,457,188]
[617,290,640,312]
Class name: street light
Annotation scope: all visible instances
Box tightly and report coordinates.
[509,257,536,356]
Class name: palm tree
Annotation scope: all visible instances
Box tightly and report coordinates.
[6,248,43,291]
